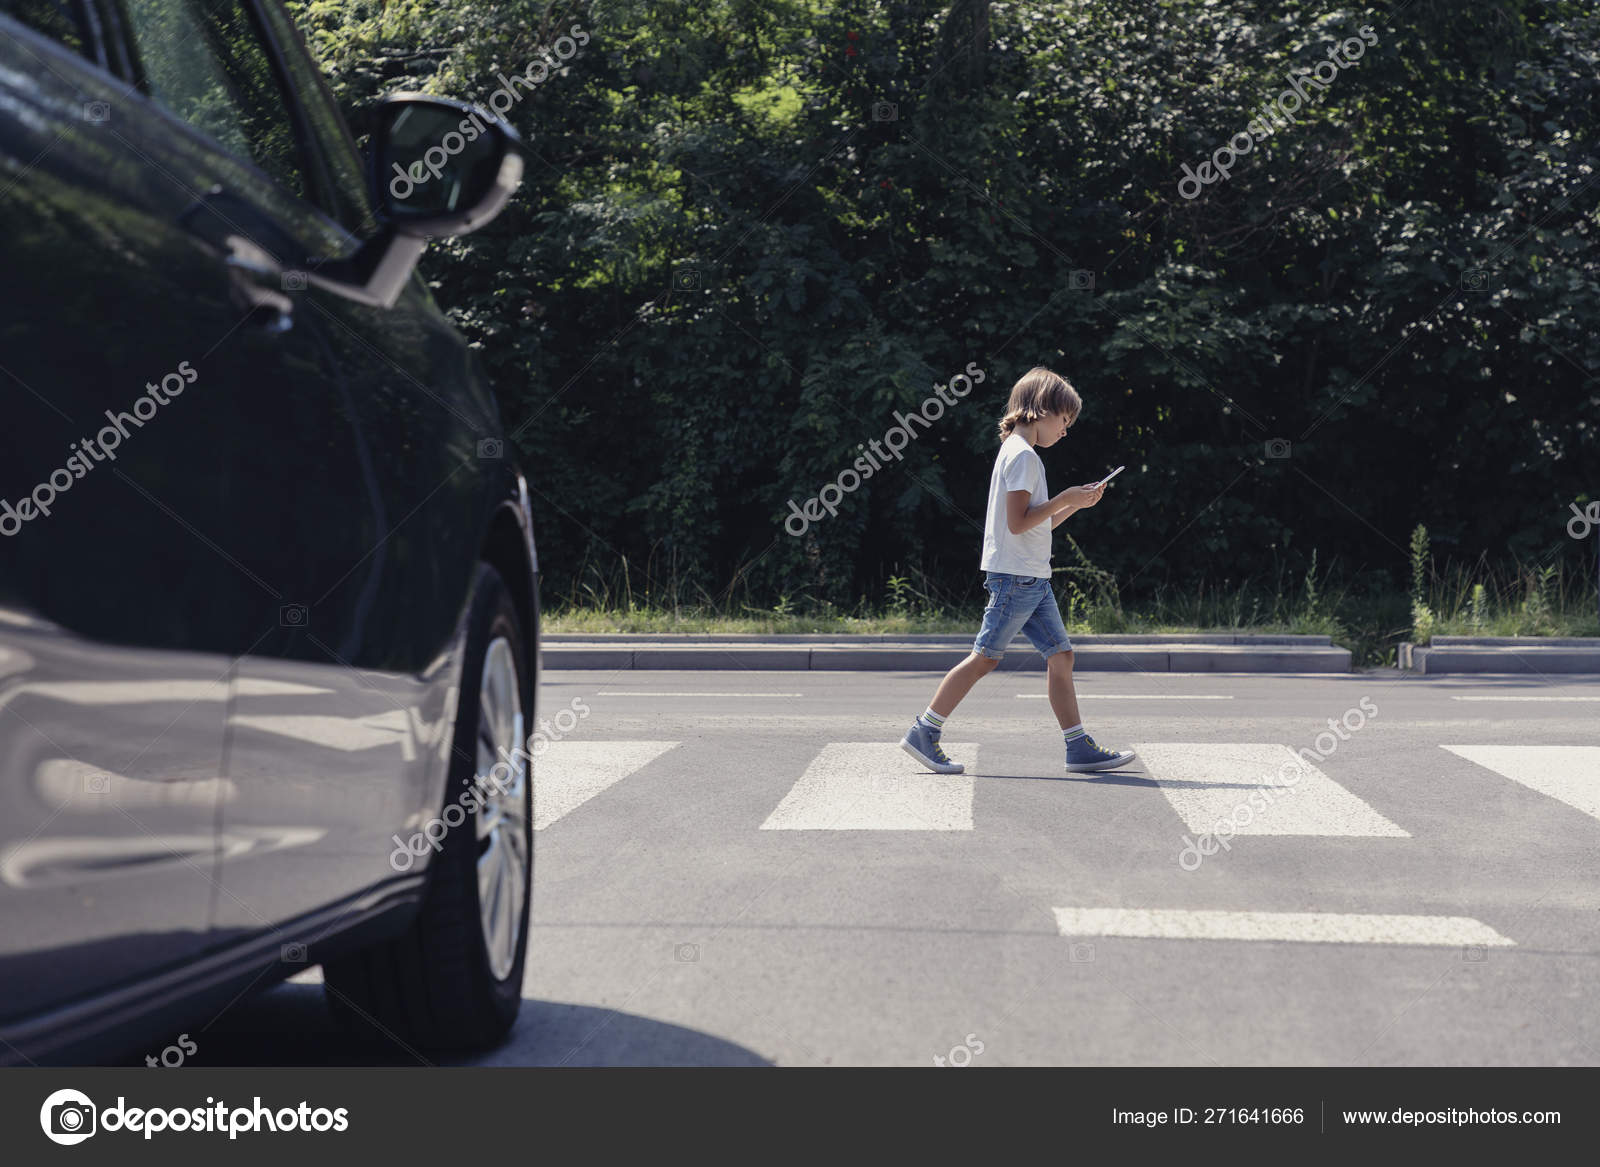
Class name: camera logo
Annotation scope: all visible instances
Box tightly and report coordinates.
[1460,269,1488,291]
[281,271,308,292]
[1068,269,1095,291]
[674,943,699,963]
[40,1088,97,1145]
[279,604,308,627]
[477,438,504,459]
[1265,438,1292,460]
[871,100,897,122]
[932,1033,985,1067]
[83,102,110,123]
[673,268,700,290]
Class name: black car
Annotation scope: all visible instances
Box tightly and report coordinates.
[0,0,541,1064]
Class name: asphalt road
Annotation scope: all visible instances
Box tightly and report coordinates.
[198,666,1600,1067]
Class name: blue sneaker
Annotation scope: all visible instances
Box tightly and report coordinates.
[900,721,963,774]
[1065,734,1136,773]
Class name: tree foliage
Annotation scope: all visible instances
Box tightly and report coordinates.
[288,0,1600,609]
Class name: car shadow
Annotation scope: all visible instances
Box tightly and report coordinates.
[192,979,770,1067]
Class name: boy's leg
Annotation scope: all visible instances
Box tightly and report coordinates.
[1045,649,1081,729]
[929,651,1000,717]
[1021,585,1136,772]
[902,574,1020,773]
[931,573,1023,717]
[902,652,997,773]
[1016,582,1080,727]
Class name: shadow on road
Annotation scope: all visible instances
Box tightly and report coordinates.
[971,769,1151,786]
[194,979,770,1067]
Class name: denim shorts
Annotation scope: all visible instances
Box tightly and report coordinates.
[972,571,1073,661]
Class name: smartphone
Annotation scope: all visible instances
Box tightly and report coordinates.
[1094,465,1125,489]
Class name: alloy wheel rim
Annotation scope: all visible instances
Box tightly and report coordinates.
[474,636,527,981]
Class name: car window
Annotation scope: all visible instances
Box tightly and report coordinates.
[0,0,96,60]
[118,0,309,200]
[254,0,376,236]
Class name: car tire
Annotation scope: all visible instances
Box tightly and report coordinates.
[323,563,533,1050]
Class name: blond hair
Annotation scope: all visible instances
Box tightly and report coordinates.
[996,367,1081,441]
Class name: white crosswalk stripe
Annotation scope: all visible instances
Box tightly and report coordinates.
[1135,742,1409,837]
[1441,745,1600,825]
[534,740,679,830]
[1053,907,1514,947]
[760,742,978,831]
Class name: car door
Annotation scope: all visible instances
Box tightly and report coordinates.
[81,0,450,945]
[0,0,365,1048]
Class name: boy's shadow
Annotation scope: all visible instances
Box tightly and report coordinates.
[969,768,1152,787]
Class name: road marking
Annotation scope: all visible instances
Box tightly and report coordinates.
[1449,695,1600,702]
[1053,908,1514,947]
[1441,745,1600,824]
[597,691,803,697]
[534,741,679,830]
[1135,742,1409,837]
[1016,694,1233,700]
[760,742,977,830]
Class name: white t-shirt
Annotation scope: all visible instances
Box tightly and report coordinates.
[980,432,1051,577]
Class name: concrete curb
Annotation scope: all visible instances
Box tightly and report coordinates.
[1400,638,1600,675]
[542,634,1352,673]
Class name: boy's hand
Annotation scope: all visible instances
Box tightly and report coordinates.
[1062,482,1106,509]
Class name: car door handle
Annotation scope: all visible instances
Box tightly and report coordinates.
[224,243,295,334]
[179,186,297,333]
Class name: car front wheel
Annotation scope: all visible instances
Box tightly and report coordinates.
[323,563,533,1050]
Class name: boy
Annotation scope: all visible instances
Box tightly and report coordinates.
[899,367,1136,774]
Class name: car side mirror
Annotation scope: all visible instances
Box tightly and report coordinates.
[374,94,524,234]
[307,94,523,309]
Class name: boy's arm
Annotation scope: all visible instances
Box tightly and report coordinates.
[1007,488,1084,535]
[1009,482,1106,534]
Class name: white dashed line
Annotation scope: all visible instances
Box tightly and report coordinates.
[1053,908,1514,947]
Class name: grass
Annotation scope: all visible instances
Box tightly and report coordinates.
[543,537,1599,668]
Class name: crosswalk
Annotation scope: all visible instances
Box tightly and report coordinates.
[535,739,1600,835]
[1135,742,1409,838]
[531,737,1600,950]
[759,742,978,830]
[1440,745,1600,826]
[532,740,679,830]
